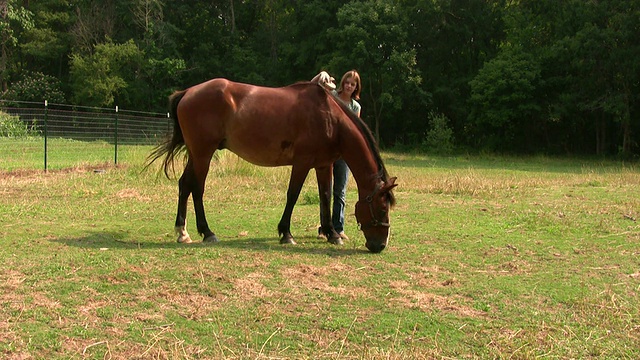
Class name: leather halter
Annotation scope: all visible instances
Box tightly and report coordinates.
[358,181,391,230]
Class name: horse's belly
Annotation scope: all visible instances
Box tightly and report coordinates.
[225,141,295,167]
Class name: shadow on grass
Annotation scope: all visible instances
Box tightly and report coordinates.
[51,231,371,257]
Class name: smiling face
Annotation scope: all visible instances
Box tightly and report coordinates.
[337,70,361,100]
[342,77,358,97]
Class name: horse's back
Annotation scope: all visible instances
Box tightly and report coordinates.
[177,79,339,167]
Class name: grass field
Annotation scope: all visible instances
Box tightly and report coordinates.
[1,143,639,359]
[0,137,154,172]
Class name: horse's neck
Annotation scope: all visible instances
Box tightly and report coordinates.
[338,125,380,197]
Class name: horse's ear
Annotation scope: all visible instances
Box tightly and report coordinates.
[382,177,398,207]
[383,177,398,191]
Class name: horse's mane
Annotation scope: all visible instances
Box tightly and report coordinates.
[300,82,396,206]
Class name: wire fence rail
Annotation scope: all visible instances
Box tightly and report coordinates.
[0,100,171,172]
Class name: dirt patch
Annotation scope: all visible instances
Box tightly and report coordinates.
[410,265,459,288]
[233,272,274,300]
[1,273,62,315]
[115,188,149,201]
[281,263,365,298]
[0,312,22,356]
[153,287,228,321]
[389,280,487,318]
[0,163,122,180]
[1,270,26,291]
[1,270,66,356]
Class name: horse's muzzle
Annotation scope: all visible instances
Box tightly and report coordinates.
[365,241,386,253]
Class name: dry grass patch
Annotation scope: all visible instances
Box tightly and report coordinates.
[281,263,363,297]
[233,272,274,299]
[389,280,487,318]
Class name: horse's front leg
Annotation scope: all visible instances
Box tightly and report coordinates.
[277,166,310,244]
[316,166,341,245]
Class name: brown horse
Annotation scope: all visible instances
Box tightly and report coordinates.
[147,78,396,253]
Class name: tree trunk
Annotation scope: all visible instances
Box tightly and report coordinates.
[0,0,8,92]
[229,0,236,34]
[621,85,632,155]
[595,113,606,155]
[368,76,382,144]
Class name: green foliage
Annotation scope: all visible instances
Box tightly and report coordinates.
[468,47,542,151]
[2,0,639,155]
[423,111,454,155]
[0,1,34,48]
[0,0,35,85]
[2,71,65,103]
[301,190,320,205]
[19,0,72,64]
[69,39,144,107]
[411,0,506,145]
[0,111,39,137]
[326,0,427,143]
[487,0,640,155]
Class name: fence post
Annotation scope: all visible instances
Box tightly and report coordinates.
[114,105,119,165]
[44,100,48,172]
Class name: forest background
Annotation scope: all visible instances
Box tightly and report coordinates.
[1,0,638,156]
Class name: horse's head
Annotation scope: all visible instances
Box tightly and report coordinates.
[355,177,397,253]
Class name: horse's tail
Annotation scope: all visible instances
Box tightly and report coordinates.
[145,89,189,178]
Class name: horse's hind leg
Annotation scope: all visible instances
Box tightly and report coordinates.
[175,160,194,243]
[191,152,218,242]
[175,157,218,243]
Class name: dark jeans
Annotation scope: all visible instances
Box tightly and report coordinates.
[320,158,349,233]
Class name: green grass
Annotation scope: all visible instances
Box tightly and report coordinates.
[1,143,639,359]
[0,137,152,171]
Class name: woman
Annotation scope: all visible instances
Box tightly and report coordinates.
[312,70,362,243]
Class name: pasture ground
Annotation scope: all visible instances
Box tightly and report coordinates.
[1,148,639,359]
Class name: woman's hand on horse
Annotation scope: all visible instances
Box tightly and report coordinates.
[312,71,336,90]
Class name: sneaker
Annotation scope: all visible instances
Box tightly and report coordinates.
[317,227,327,240]
[338,232,349,240]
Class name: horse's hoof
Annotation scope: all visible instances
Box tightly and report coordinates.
[280,236,296,245]
[203,234,219,243]
[328,236,344,246]
[177,235,193,244]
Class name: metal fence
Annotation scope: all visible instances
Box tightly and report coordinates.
[0,100,171,171]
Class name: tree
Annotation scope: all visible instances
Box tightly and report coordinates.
[562,1,640,155]
[69,0,116,54]
[3,71,65,103]
[276,0,342,83]
[69,39,143,107]
[468,46,542,152]
[1,0,638,156]
[0,0,33,91]
[492,0,640,155]
[18,0,74,79]
[128,0,185,110]
[325,0,426,145]
[409,0,506,148]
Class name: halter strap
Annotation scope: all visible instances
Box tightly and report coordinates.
[359,181,391,230]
